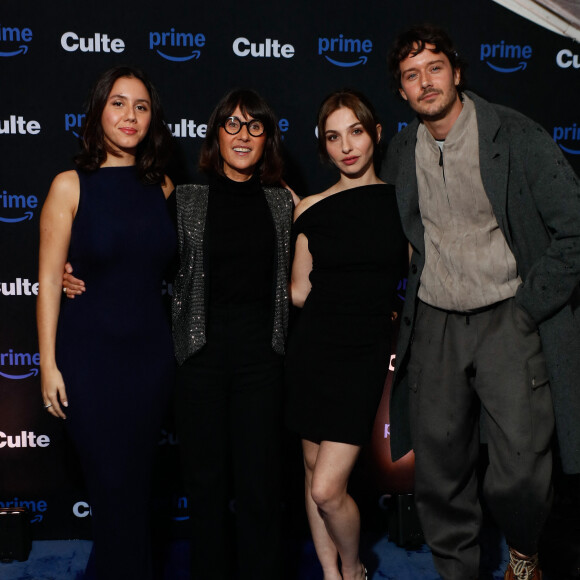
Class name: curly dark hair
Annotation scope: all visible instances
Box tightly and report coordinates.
[199,88,284,185]
[74,65,172,184]
[387,23,467,96]
[317,89,382,169]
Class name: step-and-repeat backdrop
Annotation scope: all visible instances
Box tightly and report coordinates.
[1,0,578,539]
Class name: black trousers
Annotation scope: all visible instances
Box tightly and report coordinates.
[175,303,283,580]
[408,298,554,580]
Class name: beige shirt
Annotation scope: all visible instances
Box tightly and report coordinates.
[416,95,521,311]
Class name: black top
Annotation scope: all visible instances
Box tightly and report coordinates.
[207,172,275,305]
[293,184,406,316]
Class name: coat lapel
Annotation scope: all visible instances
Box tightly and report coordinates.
[395,119,425,254]
[470,92,513,248]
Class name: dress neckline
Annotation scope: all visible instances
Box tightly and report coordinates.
[99,165,137,170]
[295,183,390,224]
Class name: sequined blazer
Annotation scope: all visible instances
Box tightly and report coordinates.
[172,183,294,365]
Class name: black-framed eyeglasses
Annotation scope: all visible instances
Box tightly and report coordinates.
[221,116,265,137]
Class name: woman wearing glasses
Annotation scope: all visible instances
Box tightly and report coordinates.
[172,88,296,580]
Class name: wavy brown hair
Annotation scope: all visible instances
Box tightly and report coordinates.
[75,65,172,184]
[317,89,382,168]
[199,88,284,185]
[387,23,468,97]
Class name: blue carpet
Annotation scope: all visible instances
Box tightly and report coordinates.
[0,540,92,580]
[0,535,511,579]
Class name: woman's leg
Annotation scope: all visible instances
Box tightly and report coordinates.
[303,439,366,580]
[303,440,341,580]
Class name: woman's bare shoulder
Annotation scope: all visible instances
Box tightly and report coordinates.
[46,171,80,205]
[293,189,335,221]
[50,170,79,191]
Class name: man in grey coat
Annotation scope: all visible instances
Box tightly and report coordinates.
[384,23,580,580]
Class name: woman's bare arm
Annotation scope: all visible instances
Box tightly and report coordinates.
[37,171,79,418]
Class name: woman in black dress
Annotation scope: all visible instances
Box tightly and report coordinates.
[38,66,175,580]
[171,89,297,580]
[285,90,407,580]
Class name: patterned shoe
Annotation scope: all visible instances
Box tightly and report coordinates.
[504,547,543,580]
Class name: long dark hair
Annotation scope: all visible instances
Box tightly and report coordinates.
[199,88,284,185]
[317,89,382,168]
[387,23,468,96]
[74,65,172,184]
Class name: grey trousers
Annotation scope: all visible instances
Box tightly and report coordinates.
[408,298,554,580]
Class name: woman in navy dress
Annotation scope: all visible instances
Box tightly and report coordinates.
[285,90,407,580]
[37,66,175,580]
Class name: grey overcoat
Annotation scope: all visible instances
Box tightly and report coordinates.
[384,91,580,474]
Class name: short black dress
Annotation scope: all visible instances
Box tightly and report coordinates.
[285,184,407,445]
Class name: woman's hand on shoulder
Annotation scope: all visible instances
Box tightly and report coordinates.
[290,190,301,207]
[280,179,301,207]
[162,175,175,199]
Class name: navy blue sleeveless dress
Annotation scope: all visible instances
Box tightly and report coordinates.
[55,166,176,580]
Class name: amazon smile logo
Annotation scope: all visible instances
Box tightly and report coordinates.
[318,35,372,67]
[172,496,189,521]
[0,498,47,523]
[0,24,32,58]
[0,349,39,381]
[480,41,532,73]
[149,29,206,62]
[0,188,38,223]
[553,124,580,155]
[64,113,86,139]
